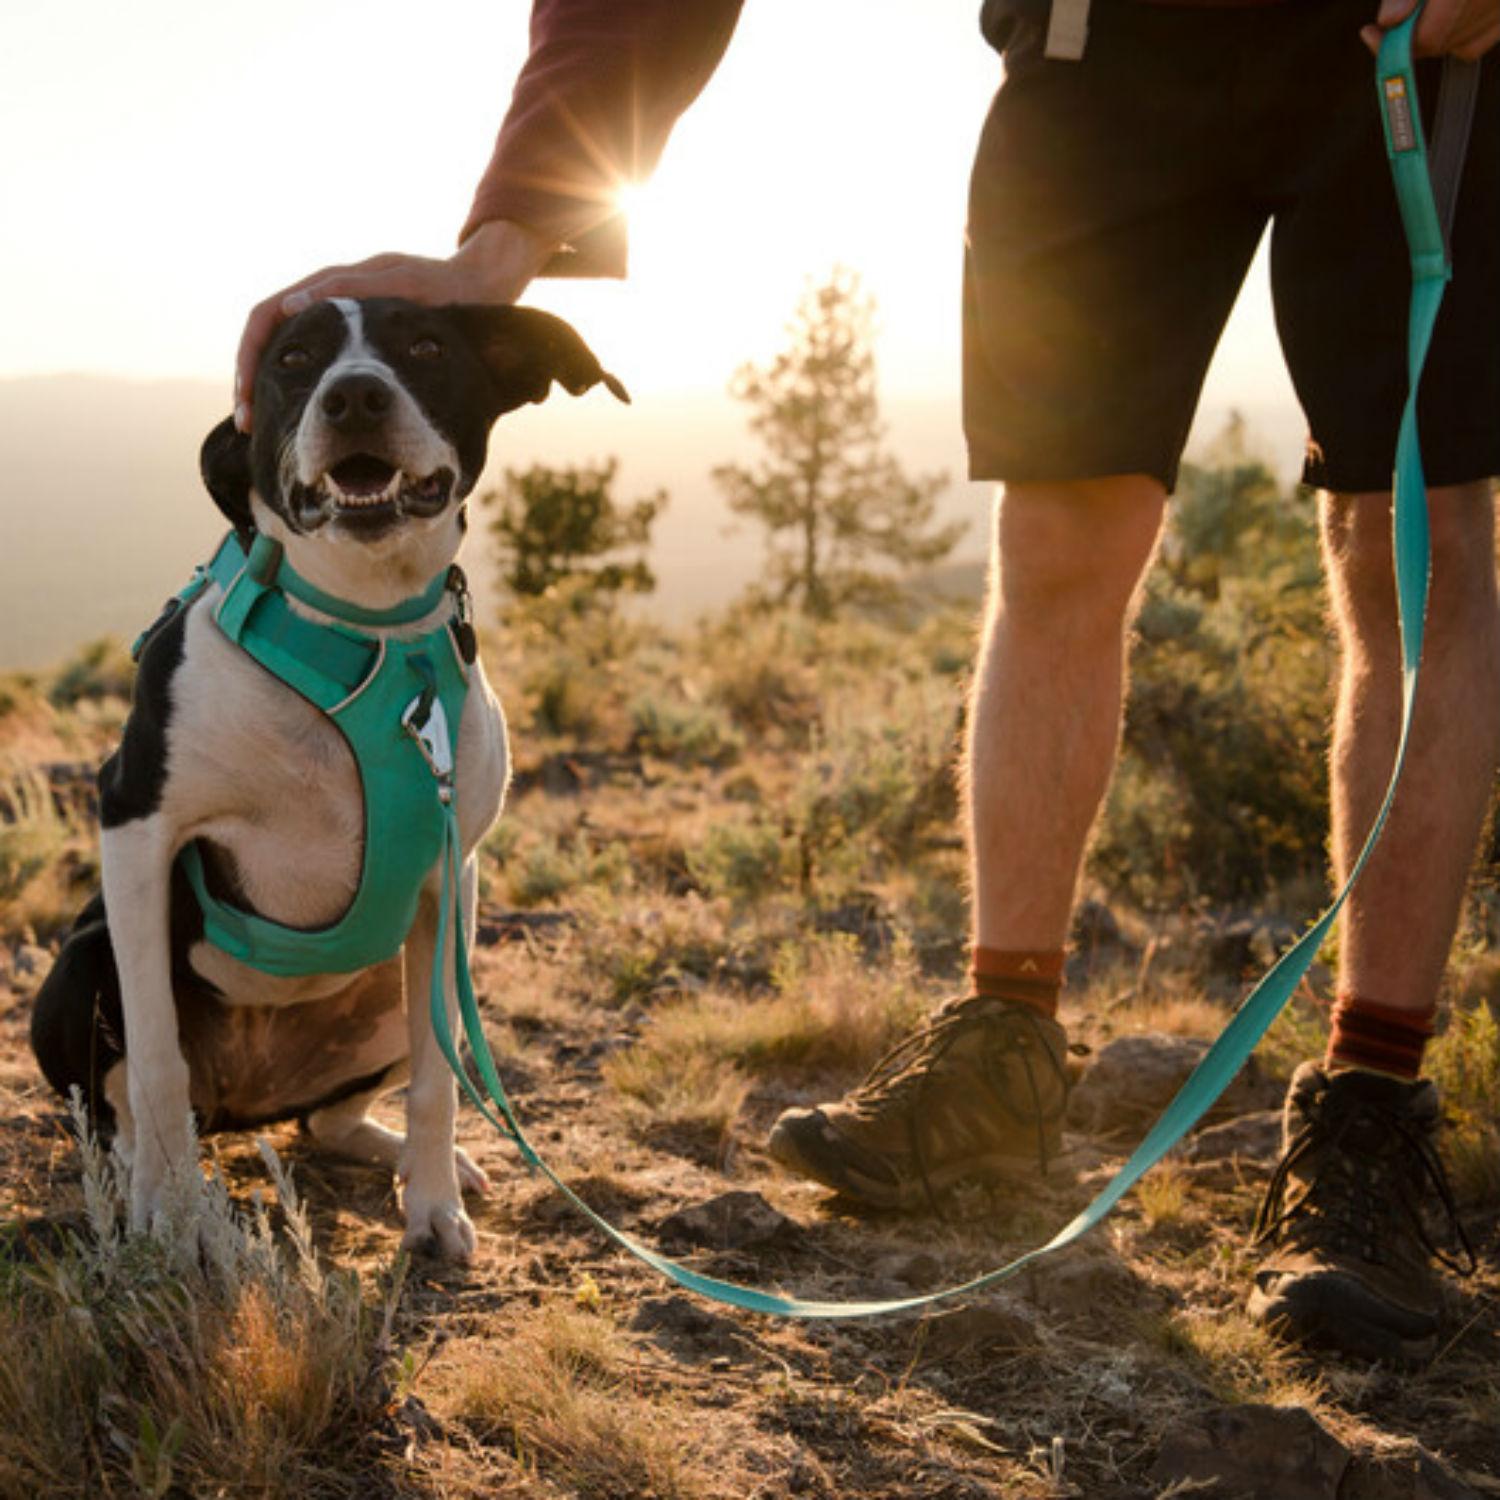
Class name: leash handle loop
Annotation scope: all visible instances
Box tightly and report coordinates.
[1377,16,1450,281]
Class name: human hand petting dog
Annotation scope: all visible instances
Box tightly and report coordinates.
[234,219,559,433]
[1362,0,1500,56]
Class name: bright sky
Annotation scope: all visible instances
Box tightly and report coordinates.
[1,0,1295,418]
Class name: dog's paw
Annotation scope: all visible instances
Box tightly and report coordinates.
[128,1140,194,1235]
[455,1147,490,1197]
[401,1194,478,1262]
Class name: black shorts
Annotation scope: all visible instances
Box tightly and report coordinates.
[963,0,1500,492]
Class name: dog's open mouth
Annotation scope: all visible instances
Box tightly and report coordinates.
[328,454,400,507]
[294,458,457,534]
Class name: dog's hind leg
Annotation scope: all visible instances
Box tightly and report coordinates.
[103,1061,134,1167]
[306,1067,490,1195]
[29,893,126,1133]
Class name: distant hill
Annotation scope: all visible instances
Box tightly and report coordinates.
[0,375,993,668]
[0,376,229,668]
[0,373,1305,669]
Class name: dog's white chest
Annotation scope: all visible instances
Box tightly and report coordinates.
[175,631,365,925]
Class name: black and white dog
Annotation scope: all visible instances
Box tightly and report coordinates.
[31,298,626,1260]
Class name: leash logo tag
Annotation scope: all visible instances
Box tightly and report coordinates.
[1384,76,1417,153]
[403,695,454,788]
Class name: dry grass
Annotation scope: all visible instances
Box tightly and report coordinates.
[603,933,933,1108]
[451,1303,751,1500]
[1134,1162,1191,1231]
[604,1045,750,1157]
[0,763,97,937]
[1426,999,1500,1202]
[0,1104,401,1500]
[1143,1299,1327,1410]
[3,617,1498,1499]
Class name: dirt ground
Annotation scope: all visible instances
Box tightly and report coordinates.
[5,918,1497,1500]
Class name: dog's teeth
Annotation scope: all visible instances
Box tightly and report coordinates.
[324,474,404,509]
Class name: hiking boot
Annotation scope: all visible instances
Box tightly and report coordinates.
[766,997,1071,1211]
[1248,1061,1475,1364]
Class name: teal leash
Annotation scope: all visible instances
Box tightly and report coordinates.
[426,14,1458,1317]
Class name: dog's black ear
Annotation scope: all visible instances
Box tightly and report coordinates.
[453,305,630,418]
[200,417,255,535]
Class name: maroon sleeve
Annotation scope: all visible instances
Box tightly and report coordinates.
[460,0,744,277]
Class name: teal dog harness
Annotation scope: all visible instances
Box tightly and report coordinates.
[162,531,471,978]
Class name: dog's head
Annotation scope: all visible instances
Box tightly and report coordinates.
[201,299,628,550]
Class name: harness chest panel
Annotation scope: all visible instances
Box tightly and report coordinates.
[171,533,470,978]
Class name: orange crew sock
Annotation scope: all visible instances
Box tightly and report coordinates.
[969,946,1064,1020]
[1325,993,1433,1081]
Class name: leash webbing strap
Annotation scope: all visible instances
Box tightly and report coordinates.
[429,15,1457,1317]
[1428,57,1481,255]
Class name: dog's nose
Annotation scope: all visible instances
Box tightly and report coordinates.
[320,373,393,432]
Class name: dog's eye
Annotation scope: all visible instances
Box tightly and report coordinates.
[410,337,444,360]
[278,344,312,370]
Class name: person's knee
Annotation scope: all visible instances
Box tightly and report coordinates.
[990,474,1165,625]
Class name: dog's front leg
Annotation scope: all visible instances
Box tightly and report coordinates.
[400,878,477,1261]
[101,817,194,1230]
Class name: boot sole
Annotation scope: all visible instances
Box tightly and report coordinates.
[768,1114,1057,1212]
[1248,1276,1438,1366]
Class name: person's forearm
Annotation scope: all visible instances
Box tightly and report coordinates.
[461,0,743,274]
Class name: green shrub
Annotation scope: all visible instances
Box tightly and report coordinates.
[506,832,634,908]
[686,817,790,905]
[788,692,958,895]
[1427,1000,1500,1203]
[629,692,743,767]
[1092,437,1332,910]
[48,637,135,708]
[696,608,823,740]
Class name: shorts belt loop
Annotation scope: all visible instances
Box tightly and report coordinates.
[1045,0,1090,60]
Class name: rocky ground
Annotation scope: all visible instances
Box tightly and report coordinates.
[1,609,1497,1498]
[3,912,1497,1500]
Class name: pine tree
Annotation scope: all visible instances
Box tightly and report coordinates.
[713,267,963,618]
[484,460,665,607]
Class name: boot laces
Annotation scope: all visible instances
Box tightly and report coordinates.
[1252,1083,1476,1277]
[846,997,1070,1214]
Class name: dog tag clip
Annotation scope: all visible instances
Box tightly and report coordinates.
[403,695,455,800]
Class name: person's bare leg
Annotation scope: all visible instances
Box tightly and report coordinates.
[767,474,1165,1205]
[1250,484,1498,1360]
[966,475,1167,951]
[1323,483,1500,1017]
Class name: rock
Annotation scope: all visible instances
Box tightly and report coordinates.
[871,1249,945,1288]
[1067,899,1140,985]
[473,908,576,947]
[1024,1252,1140,1321]
[1342,1450,1483,1500]
[1066,1032,1278,1138]
[1182,1109,1283,1165]
[918,1298,1041,1358]
[629,1293,748,1361]
[9,943,53,996]
[1203,914,1299,979]
[1148,1403,1350,1500]
[392,1394,445,1444]
[632,1294,730,1338]
[656,1190,796,1251]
